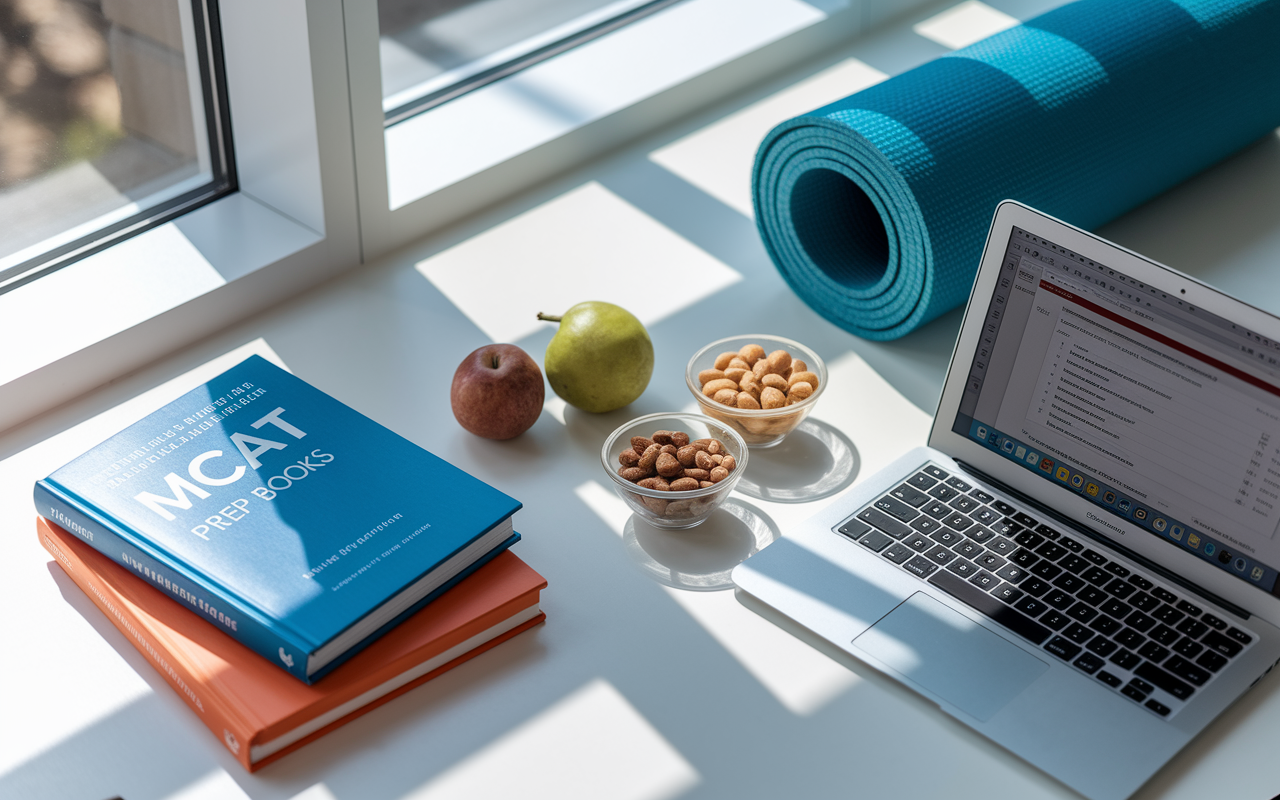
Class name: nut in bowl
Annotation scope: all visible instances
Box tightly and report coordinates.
[602,412,748,529]
[687,335,826,448]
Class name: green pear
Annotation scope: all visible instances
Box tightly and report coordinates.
[538,302,654,413]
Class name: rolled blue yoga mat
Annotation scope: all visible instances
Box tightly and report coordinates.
[752,0,1280,341]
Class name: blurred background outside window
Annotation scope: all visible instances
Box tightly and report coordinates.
[0,0,232,292]
[379,0,681,124]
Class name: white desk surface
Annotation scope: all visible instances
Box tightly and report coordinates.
[5,2,1280,798]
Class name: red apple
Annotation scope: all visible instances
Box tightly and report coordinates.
[451,344,546,439]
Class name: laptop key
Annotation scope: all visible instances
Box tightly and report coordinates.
[922,501,951,520]
[874,496,919,522]
[1063,622,1094,644]
[1035,542,1068,561]
[991,582,1024,604]
[1060,554,1090,574]
[1057,535,1083,553]
[924,545,958,565]
[881,543,914,564]
[1104,563,1131,578]
[1151,625,1180,646]
[1200,613,1227,631]
[1045,636,1082,661]
[1172,637,1203,659]
[1096,671,1122,688]
[1082,549,1109,566]
[990,519,1017,536]
[1134,662,1195,700]
[1078,586,1109,606]
[907,472,939,490]
[1009,548,1040,568]
[890,484,931,507]
[1086,636,1118,657]
[927,570,1051,644]
[837,520,873,542]
[991,500,1016,516]
[1090,616,1123,637]
[1151,587,1178,604]
[1138,642,1170,663]
[910,515,943,534]
[1201,630,1244,658]
[953,539,984,559]
[1145,699,1171,717]
[1035,523,1061,539]
[1129,677,1154,694]
[1152,605,1185,626]
[1014,530,1045,549]
[966,525,996,544]
[858,530,894,553]
[1045,590,1075,611]
[945,476,973,492]
[1115,628,1146,649]
[970,488,995,503]
[1081,566,1111,586]
[1074,653,1105,674]
[859,508,911,539]
[970,507,999,526]
[1014,596,1049,617]
[928,483,960,502]
[930,529,963,546]
[946,559,979,579]
[976,552,1007,570]
[995,564,1027,583]
[903,556,939,579]
[904,533,932,552]
[1195,650,1229,673]
[1013,512,1038,528]
[1176,618,1209,639]
[1100,598,1132,619]
[1109,649,1141,671]
[1130,592,1160,612]
[943,513,974,531]
[1227,627,1253,645]
[1126,610,1156,632]
[988,537,1017,555]
[950,495,979,513]
[1127,574,1154,591]
[922,465,949,480]
[1104,579,1136,600]
[1054,573,1090,594]
[969,570,1000,590]
[1121,685,1149,703]
[1030,561,1063,581]
[1066,602,1099,623]
[1020,577,1052,597]
[1040,610,1070,630]
[1176,600,1202,617]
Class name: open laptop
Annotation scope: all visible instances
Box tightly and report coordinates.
[732,201,1280,800]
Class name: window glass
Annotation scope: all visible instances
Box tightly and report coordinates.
[379,0,680,124]
[0,0,232,290]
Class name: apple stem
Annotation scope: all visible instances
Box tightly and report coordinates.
[536,312,562,323]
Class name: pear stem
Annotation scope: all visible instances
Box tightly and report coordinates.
[536,312,562,323]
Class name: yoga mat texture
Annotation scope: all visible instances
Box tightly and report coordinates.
[752,0,1280,341]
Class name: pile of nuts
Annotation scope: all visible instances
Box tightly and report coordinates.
[617,429,737,491]
[697,344,819,409]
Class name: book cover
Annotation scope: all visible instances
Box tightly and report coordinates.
[34,355,523,682]
[39,517,547,772]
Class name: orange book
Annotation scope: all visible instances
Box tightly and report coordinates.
[38,517,546,772]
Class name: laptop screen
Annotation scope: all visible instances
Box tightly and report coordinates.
[951,226,1280,597]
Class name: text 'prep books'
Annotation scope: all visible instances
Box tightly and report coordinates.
[35,355,523,682]
[40,517,547,772]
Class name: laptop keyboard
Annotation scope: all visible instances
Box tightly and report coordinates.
[834,463,1256,720]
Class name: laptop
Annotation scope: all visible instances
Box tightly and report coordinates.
[732,200,1280,800]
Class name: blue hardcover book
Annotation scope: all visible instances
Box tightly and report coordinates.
[34,355,522,683]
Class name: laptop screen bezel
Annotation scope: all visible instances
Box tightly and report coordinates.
[929,200,1280,627]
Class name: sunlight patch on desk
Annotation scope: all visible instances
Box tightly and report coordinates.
[575,479,631,537]
[663,587,858,715]
[809,350,932,479]
[415,182,741,344]
[912,1,1019,50]
[649,59,887,218]
[543,395,569,426]
[573,479,856,715]
[402,679,698,800]
[160,769,251,800]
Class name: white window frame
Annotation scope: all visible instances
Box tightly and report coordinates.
[0,0,929,434]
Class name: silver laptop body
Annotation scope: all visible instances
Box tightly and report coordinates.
[732,201,1280,800]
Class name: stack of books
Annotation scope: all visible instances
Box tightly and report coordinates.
[35,355,545,771]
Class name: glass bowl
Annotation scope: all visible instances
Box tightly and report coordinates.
[686,334,827,448]
[601,412,749,529]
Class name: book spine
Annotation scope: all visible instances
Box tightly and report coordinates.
[35,481,313,682]
[39,528,257,772]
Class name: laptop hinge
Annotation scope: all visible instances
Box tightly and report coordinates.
[956,459,1252,621]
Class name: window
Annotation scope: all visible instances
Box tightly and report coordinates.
[0,0,234,294]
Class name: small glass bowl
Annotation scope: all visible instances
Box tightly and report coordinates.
[686,334,827,448]
[601,412,749,529]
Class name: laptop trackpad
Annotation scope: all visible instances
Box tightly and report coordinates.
[852,592,1049,721]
